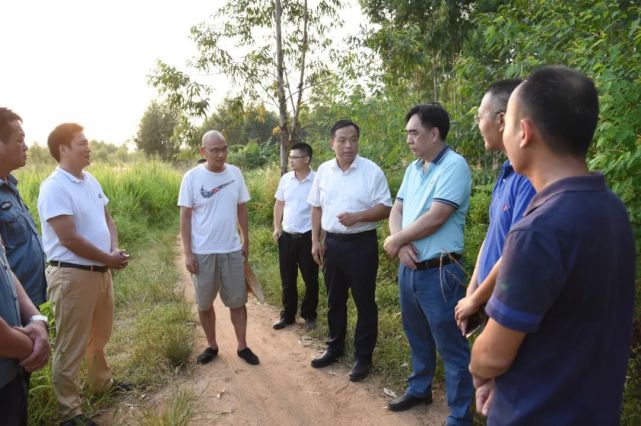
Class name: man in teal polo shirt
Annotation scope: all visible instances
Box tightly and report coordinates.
[384,103,473,425]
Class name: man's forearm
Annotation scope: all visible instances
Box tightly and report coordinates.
[60,236,112,265]
[237,203,249,244]
[273,201,284,232]
[470,257,501,305]
[466,240,486,296]
[311,206,322,242]
[394,202,454,246]
[105,208,119,250]
[180,208,193,254]
[389,201,403,234]
[0,318,32,358]
[355,203,391,223]
[15,274,39,323]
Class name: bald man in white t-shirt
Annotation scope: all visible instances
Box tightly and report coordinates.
[178,130,259,366]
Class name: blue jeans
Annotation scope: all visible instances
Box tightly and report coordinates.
[399,263,473,426]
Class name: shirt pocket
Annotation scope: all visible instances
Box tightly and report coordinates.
[0,210,29,249]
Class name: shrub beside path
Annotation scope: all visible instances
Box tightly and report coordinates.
[173,243,450,425]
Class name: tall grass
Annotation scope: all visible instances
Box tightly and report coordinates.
[16,160,194,424]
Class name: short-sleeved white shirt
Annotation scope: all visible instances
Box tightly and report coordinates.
[37,168,111,266]
[274,170,315,233]
[307,155,392,233]
[177,164,250,254]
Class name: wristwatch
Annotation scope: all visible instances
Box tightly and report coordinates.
[29,314,48,327]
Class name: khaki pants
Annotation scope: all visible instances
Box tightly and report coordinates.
[47,266,114,421]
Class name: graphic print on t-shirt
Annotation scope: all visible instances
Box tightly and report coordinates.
[200,180,235,198]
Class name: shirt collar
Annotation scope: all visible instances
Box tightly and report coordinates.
[56,167,85,184]
[330,155,360,171]
[289,170,314,182]
[0,174,18,187]
[500,160,514,178]
[525,173,606,216]
[413,145,451,169]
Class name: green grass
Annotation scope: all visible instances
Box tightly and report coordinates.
[137,386,197,426]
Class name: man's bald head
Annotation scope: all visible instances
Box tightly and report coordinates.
[202,130,226,147]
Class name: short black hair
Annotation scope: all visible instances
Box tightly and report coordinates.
[290,142,313,161]
[405,103,450,140]
[0,108,22,142]
[330,120,360,139]
[518,65,598,156]
[485,79,523,112]
[48,123,84,162]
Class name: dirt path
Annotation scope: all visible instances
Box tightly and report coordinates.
[173,241,450,425]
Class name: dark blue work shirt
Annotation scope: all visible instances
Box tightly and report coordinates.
[0,242,21,388]
[486,174,636,425]
[0,175,46,306]
[477,161,535,284]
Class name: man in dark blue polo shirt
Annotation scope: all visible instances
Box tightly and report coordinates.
[469,66,636,425]
[454,80,535,334]
[0,108,47,307]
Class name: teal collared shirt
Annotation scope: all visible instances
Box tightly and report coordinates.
[397,146,471,261]
[0,175,47,306]
[0,241,21,388]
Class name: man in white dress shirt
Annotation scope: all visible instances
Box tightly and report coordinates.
[272,142,319,331]
[307,119,392,382]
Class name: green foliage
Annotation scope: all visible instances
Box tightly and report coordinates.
[135,101,184,161]
[194,97,279,149]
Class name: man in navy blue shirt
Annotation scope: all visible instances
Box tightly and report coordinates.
[469,66,636,425]
[0,108,47,307]
[454,80,535,334]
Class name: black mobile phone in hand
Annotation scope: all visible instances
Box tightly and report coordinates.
[464,310,487,338]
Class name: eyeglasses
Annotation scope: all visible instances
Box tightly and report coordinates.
[206,146,228,154]
[475,111,504,124]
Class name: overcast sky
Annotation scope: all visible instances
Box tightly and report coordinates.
[1,0,227,146]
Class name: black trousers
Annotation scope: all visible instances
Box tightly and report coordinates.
[277,231,319,321]
[0,372,28,426]
[323,230,378,360]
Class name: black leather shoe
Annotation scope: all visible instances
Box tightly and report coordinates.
[349,359,371,381]
[311,349,342,368]
[388,392,433,411]
[272,318,295,330]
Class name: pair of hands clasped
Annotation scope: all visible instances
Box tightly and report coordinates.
[15,320,50,373]
[383,233,420,270]
[106,249,130,270]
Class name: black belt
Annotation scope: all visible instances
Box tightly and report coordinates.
[415,253,462,270]
[326,229,376,241]
[282,231,311,239]
[49,261,108,272]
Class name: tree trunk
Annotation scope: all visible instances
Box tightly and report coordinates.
[290,0,309,149]
[275,0,289,175]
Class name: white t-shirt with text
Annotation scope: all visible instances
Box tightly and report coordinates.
[178,164,250,254]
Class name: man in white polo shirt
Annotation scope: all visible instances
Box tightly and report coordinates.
[37,123,130,426]
[308,119,392,382]
[272,142,318,331]
[178,130,259,367]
